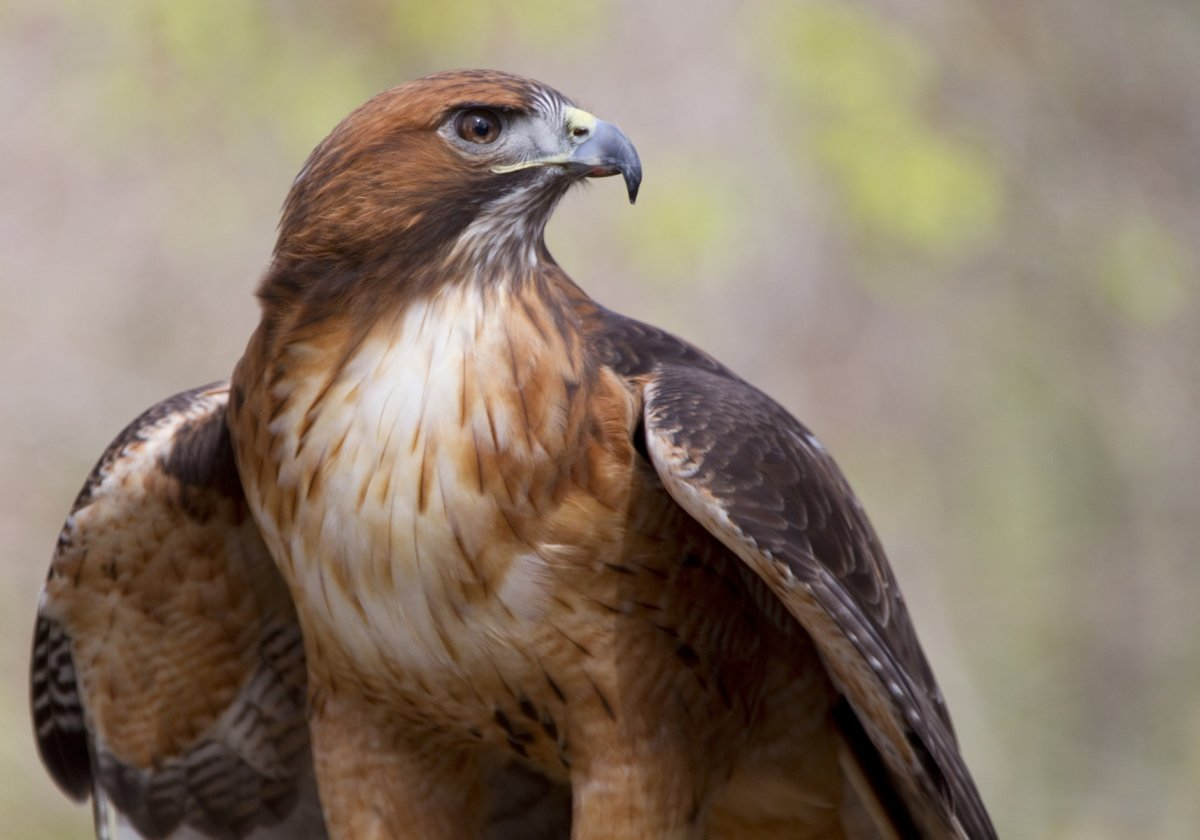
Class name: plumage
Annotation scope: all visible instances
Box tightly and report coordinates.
[34,69,996,839]
[30,384,324,840]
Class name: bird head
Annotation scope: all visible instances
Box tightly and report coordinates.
[270,70,640,292]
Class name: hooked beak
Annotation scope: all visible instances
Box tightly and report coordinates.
[565,116,643,204]
[491,107,643,204]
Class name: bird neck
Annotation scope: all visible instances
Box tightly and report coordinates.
[441,181,562,277]
[258,203,564,338]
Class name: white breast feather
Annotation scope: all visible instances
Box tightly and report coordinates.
[264,284,554,674]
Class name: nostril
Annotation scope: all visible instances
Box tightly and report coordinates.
[572,127,590,139]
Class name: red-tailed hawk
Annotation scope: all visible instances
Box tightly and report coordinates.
[34,70,995,839]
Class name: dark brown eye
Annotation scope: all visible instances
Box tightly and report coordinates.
[455,109,502,145]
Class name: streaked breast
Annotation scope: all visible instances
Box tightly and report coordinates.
[257,280,593,678]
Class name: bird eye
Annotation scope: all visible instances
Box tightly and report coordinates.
[455,109,502,145]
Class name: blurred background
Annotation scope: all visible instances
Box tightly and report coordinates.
[2,1,1197,837]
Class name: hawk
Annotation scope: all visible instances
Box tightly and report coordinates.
[33,70,996,839]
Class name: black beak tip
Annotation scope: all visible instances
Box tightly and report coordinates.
[569,118,643,205]
[624,166,642,204]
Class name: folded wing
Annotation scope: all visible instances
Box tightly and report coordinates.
[30,383,325,840]
[594,308,995,839]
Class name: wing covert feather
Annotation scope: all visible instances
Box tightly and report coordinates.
[30,383,326,839]
[596,311,995,839]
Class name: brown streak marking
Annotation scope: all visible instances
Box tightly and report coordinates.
[344,578,369,623]
[417,440,430,514]
[583,596,623,615]
[583,671,615,721]
[550,595,576,615]
[442,487,487,598]
[382,494,397,593]
[518,696,539,722]
[653,623,680,640]
[487,660,521,707]
[285,484,301,533]
[550,289,581,353]
[409,391,428,453]
[292,324,373,453]
[375,464,392,510]
[306,450,332,503]
[459,350,469,427]
[542,668,566,704]
[430,610,460,663]
[518,294,550,346]
[495,456,518,507]
[495,586,516,622]
[521,371,551,450]
[495,506,540,555]
[504,329,535,447]
[369,385,400,466]
[507,727,535,744]
[482,392,500,450]
[631,560,670,580]
[550,623,590,656]
[493,707,516,735]
[470,429,485,494]
[297,374,337,453]
[265,391,290,427]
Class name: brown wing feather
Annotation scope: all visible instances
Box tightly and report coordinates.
[592,310,995,839]
[30,383,326,839]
